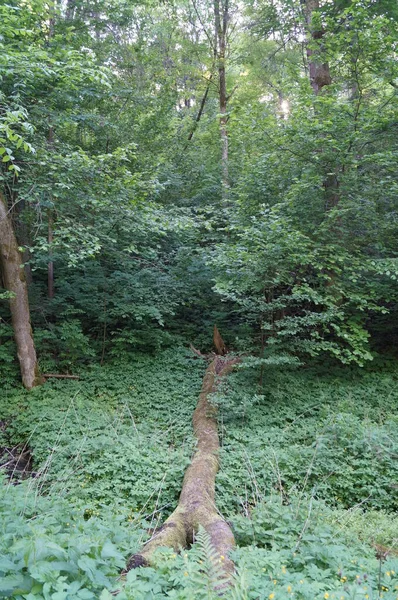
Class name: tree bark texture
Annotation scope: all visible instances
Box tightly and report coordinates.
[0,192,44,390]
[214,324,227,355]
[304,0,339,209]
[304,0,332,95]
[13,196,33,285]
[214,0,229,198]
[48,211,54,299]
[128,351,239,583]
[47,124,55,299]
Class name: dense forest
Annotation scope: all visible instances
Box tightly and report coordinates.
[1,0,398,598]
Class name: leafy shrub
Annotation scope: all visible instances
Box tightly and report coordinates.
[230,496,398,600]
[0,474,139,599]
[214,365,398,513]
[1,349,204,515]
[327,508,398,550]
[2,480,398,600]
[35,320,96,371]
[108,328,177,355]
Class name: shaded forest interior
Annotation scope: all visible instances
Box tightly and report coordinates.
[1,0,398,598]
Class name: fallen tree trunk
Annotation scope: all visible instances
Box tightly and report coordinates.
[127,353,239,581]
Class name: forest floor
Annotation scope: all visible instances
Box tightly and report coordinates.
[1,348,398,599]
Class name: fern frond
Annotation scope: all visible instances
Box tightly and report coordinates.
[229,567,249,600]
[194,525,230,594]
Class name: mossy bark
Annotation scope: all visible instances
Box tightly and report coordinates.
[0,192,44,390]
[128,356,238,580]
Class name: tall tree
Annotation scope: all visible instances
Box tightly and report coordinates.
[303,0,339,209]
[214,0,230,198]
[0,193,44,389]
[303,0,332,95]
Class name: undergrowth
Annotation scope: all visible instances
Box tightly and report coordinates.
[1,479,398,599]
[1,349,398,599]
[1,349,204,514]
[213,361,398,513]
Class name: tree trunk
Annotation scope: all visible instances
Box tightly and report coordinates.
[13,196,33,285]
[187,74,213,141]
[304,0,332,95]
[48,211,54,299]
[65,0,75,21]
[0,192,44,389]
[304,0,339,209]
[128,335,239,586]
[47,123,55,299]
[214,0,230,199]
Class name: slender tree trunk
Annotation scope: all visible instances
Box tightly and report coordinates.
[0,192,44,389]
[47,125,55,299]
[47,2,56,297]
[214,0,229,199]
[48,211,54,299]
[187,74,213,141]
[304,0,339,209]
[13,196,33,285]
[65,0,75,21]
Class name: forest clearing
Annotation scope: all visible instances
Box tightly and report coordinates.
[1,0,398,598]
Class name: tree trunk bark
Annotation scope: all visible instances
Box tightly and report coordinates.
[128,334,238,586]
[47,124,55,299]
[214,324,227,355]
[13,196,33,285]
[65,0,75,21]
[48,211,54,299]
[304,0,339,209]
[214,0,230,199]
[187,75,213,141]
[304,0,332,95]
[0,192,44,389]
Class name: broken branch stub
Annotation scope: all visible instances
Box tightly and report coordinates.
[213,325,227,355]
